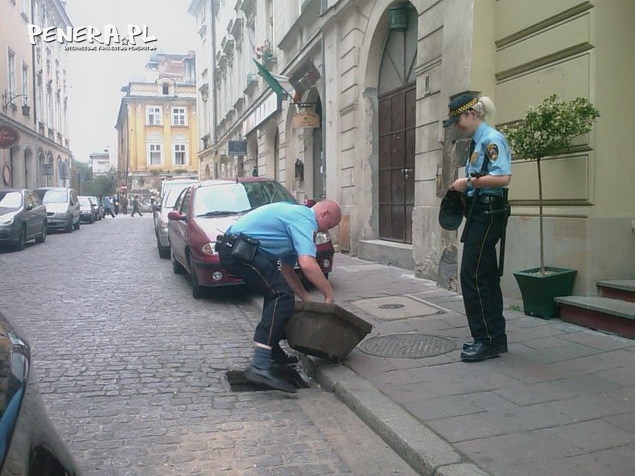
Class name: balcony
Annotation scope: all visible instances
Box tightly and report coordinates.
[244,73,258,95]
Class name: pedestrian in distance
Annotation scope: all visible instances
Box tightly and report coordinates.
[130,195,143,217]
[120,195,128,215]
[443,92,512,362]
[113,194,120,215]
[218,199,342,393]
[103,195,116,218]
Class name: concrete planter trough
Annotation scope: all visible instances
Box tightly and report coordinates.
[285,301,373,362]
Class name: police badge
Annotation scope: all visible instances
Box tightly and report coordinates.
[487,143,499,161]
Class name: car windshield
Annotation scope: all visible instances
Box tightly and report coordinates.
[193,181,295,217]
[0,191,23,212]
[163,186,191,209]
[42,190,68,203]
[79,197,92,207]
[161,181,196,201]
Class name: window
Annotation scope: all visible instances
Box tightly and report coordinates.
[172,107,186,126]
[162,83,169,95]
[173,143,187,166]
[21,62,28,100]
[8,50,16,96]
[148,143,162,165]
[147,106,162,125]
[22,0,32,19]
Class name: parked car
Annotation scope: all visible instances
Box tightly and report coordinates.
[0,188,48,250]
[153,179,199,259]
[33,187,80,233]
[167,177,335,298]
[0,309,80,474]
[87,195,103,220]
[78,196,97,223]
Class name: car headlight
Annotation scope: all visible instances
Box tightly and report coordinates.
[201,242,218,256]
[314,232,331,245]
[0,217,14,225]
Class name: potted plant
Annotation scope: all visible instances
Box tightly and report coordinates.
[504,95,600,318]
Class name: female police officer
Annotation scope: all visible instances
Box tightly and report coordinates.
[444,92,512,362]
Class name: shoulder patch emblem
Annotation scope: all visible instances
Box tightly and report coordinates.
[487,143,499,161]
[470,152,479,164]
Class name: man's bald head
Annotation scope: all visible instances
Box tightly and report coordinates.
[312,199,342,232]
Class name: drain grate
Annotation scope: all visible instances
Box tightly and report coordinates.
[226,368,311,392]
[359,334,456,359]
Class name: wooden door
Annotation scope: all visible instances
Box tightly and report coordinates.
[378,84,415,243]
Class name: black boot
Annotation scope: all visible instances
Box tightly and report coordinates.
[244,347,297,393]
[460,342,501,362]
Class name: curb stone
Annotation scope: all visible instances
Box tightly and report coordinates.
[303,356,491,476]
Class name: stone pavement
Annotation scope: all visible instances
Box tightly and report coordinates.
[261,253,635,475]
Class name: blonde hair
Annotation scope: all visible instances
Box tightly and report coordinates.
[472,96,496,121]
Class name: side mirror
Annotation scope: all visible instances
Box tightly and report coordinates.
[167,211,185,221]
[26,203,34,211]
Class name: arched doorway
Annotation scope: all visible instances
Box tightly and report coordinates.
[377,4,417,243]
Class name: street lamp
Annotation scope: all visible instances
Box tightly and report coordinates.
[2,91,31,117]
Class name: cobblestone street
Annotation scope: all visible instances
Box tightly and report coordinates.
[0,216,416,475]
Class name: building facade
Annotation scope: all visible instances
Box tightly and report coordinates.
[89,150,111,175]
[0,0,72,190]
[188,0,635,298]
[115,53,199,196]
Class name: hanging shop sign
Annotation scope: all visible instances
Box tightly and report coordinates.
[292,110,320,129]
[228,140,247,156]
[0,126,20,149]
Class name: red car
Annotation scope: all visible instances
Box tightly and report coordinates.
[167,177,334,298]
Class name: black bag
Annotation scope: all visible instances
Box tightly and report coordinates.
[231,233,260,262]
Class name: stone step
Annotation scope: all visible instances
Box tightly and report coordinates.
[596,279,635,303]
[555,296,635,338]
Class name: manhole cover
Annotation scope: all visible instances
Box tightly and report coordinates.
[359,334,456,359]
[379,303,405,309]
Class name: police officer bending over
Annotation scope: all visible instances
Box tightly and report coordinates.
[218,199,342,392]
[444,92,512,362]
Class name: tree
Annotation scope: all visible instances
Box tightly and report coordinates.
[504,95,599,274]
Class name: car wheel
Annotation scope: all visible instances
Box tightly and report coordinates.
[65,220,73,233]
[158,240,170,259]
[188,254,206,299]
[73,219,80,230]
[14,226,26,251]
[35,221,47,243]
[171,249,185,274]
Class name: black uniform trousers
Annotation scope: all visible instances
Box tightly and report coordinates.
[460,200,507,346]
[218,246,294,347]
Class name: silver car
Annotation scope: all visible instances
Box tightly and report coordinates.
[154,179,198,258]
[34,187,81,233]
[0,188,48,250]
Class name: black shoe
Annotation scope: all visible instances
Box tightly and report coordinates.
[243,366,298,393]
[462,341,508,353]
[271,346,299,365]
[460,342,501,362]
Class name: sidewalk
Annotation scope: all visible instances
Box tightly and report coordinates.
[293,253,635,475]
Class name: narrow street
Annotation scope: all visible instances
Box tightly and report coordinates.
[0,216,417,475]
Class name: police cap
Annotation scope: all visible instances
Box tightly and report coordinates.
[443,92,478,128]
[438,189,465,230]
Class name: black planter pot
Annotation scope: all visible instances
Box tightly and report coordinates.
[513,267,578,319]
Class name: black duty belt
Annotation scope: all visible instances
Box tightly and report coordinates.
[467,195,505,206]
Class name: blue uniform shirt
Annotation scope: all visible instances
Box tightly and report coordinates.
[227,201,317,265]
[466,122,512,197]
